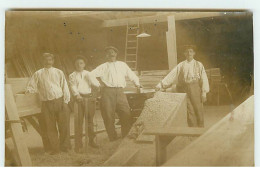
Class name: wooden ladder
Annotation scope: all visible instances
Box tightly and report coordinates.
[125,22,139,71]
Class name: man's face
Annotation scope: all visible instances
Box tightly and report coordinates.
[75,59,85,71]
[184,48,195,61]
[43,56,54,67]
[106,49,117,62]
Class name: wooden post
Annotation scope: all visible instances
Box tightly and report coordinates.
[166,15,178,70]
[5,84,32,166]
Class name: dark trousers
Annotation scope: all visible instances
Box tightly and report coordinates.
[100,87,133,140]
[177,82,204,127]
[39,97,71,152]
[74,97,96,149]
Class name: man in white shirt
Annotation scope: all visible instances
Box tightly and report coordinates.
[91,46,141,141]
[69,56,100,152]
[26,53,71,154]
[156,45,209,127]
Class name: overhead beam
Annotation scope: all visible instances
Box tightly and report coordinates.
[102,12,225,27]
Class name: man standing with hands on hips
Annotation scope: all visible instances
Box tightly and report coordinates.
[91,46,141,141]
[156,45,209,127]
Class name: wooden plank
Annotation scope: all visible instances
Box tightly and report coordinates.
[166,16,177,70]
[6,78,30,94]
[25,116,41,135]
[164,95,254,166]
[102,12,225,27]
[18,107,41,117]
[156,136,175,166]
[144,127,206,136]
[15,94,41,111]
[5,84,32,166]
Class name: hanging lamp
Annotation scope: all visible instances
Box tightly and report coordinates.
[136,20,151,38]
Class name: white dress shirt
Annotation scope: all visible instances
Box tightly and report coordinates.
[91,61,140,88]
[158,59,209,95]
[26,67,70,103]
[69,70,100,96]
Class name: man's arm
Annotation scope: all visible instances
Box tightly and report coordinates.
[156,65,179,90]
[61,72,70,104]
[91,64,105,78]
[124,63,140,87]
[200,64,210,97]
[87,72,101,88]
[26,71,39,94]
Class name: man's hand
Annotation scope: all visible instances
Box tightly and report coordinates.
[201,93,207,103]
[25,90,31,95]
[155,83,162,91]
[76,94,83,102]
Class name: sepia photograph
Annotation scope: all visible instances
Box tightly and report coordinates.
[4,10,254,167]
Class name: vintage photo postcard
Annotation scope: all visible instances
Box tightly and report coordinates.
[4,10,254,167]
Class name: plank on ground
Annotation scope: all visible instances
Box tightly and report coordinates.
[5,84,32,166]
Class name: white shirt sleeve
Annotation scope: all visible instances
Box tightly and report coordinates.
[200,64,210,95]
[124,62,140,86]
[91,64,105,77]
[160,65,179,88]
[69,73,79,96]
[60,71,70,104]
[87,72,101,87]
[26,71,39,93]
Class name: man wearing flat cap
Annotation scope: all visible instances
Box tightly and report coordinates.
[91,46,141,141]
[156,45,209,127]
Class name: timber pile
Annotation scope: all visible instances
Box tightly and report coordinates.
[164,95,254,166]
[103,92,187,166]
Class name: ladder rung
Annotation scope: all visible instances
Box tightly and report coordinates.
[126,54,137,56]
[128,40,137,42]
[127,47,137,49]
[129,27,139,30]
[126,61,137,63]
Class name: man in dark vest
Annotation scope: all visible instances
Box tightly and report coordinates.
[156,45,209,127]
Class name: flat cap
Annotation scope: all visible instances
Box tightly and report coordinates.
[182,44,197,50]
[104,46,119,53]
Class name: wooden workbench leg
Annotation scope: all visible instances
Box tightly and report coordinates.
[155,135,175,166]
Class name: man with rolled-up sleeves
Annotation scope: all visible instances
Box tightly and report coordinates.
[91,46,141,141]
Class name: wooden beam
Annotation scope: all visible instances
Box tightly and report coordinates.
[5,84,32,166]
[102,12,225,27]
[144,127,206,136]
[166,16,177,70]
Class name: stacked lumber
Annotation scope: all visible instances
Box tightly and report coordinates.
[164,95,254,166]
[205,68,222,84]
[103,92,187,166]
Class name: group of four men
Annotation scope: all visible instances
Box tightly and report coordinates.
[25,45,209,155]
